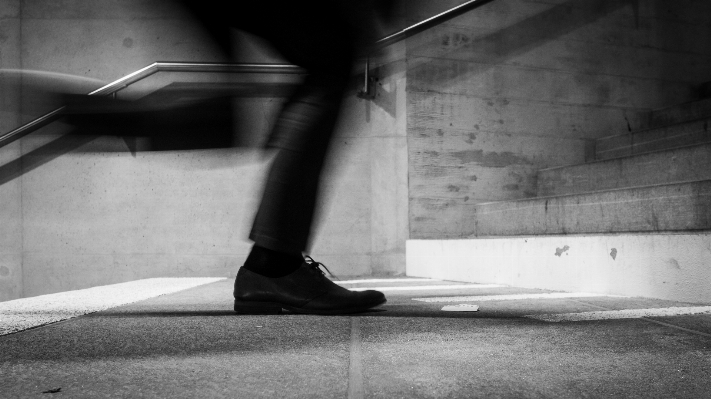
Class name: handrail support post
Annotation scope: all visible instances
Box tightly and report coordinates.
[357,57,377,100]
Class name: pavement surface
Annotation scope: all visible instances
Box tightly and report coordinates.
[1,277,711,398]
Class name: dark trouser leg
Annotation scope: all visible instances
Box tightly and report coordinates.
[249,72,349,255]
[181,0,360,257]
[234,3,358,256]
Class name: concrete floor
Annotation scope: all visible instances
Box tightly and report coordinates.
[2,278,710,398]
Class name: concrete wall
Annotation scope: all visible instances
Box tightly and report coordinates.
[0,0,22,301]
[407,0,711,238]
[0,0,408,299]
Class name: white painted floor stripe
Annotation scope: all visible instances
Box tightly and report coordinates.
[349,284,504,292]
[527,306,711,322]
[0,278,226,336]
[336,278,438,284]
[412,292,624,303]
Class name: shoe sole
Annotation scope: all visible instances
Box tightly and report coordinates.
[233,298,386,315]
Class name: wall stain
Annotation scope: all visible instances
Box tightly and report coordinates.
[649,211,660,231]
[451,150,528,167]
[447,185,460,192]
[123,37,134,48]
[440,32,472,50]
[555,245,570,256]
[0,266,9,277]
[464,133,477,144]
[437,129,444,137]
[610,248,617,260]
[470,175,478,181]
[667,258,681,270]
[503,184,519,191]
[421,199,457,211]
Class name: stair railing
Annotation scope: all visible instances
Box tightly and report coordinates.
[0,0,496,150]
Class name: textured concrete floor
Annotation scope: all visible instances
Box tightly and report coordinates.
[1,278,711,398]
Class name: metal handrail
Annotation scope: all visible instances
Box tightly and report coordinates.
[0,108,66,148]
[0,0,496,149]
[88,62,306,96]
[375,0,496,49]
[0,63,304,148]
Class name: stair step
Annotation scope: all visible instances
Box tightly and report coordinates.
[473,180,711,236]
[649,97,711,128]
[407,232,711,303]
[595,117,711,160]
[538,142,711,197]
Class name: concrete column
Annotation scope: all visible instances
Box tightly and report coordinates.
[0,0,23,301]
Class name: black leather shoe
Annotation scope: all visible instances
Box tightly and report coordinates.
[234,257,386,315]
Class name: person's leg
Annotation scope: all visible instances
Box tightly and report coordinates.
[172,1,362,263]
[178,0,355,260]
[225,3,386,313]
[87,0,385,313]
[232,2,356,272]
[245,71,347,273]
[234,55,389,315]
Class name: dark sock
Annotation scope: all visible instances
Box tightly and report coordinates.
[243,245,303,278]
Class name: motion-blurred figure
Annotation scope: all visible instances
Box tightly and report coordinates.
[62,1,394,314]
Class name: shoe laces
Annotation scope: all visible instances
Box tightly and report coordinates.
[304,255,339,281]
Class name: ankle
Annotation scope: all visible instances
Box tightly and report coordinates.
[243,245,303,278]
